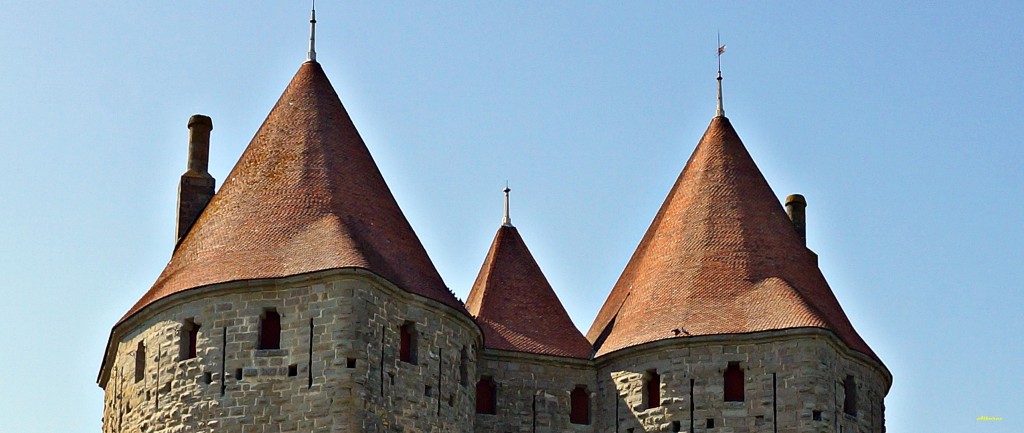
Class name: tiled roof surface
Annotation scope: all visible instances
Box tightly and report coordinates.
[586,116,880,362]
[119,61,464,323]
[466,226,593,359]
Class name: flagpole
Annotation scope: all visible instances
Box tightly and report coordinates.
[716,36,725,118]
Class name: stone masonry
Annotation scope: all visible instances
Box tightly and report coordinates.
[101,266,889,433]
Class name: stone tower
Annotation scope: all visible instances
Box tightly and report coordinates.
[98,20,889,433]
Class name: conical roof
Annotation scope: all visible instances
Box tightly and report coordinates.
[467,225,593,359]
[586,116,879,362]
[120,61,465,322]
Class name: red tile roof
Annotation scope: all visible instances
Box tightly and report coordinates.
[586,116,881,363]
[467,225,593,359]
[119,61,465,323]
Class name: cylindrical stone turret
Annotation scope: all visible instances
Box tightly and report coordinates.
[785,194,807,244]
[176,115,216,245]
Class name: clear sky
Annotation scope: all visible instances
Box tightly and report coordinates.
[1,2,1021,432]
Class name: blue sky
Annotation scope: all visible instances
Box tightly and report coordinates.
[1,2,1022,432]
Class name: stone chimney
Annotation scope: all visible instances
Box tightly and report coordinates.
[176,115,216,245]
[785,194,806,244]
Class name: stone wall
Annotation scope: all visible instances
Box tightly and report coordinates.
[100,269,481,433]
[475,350,597,433]
[594,330,890,433]
[100,271,888,433]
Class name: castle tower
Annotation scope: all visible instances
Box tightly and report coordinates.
[98,13,890,431]
[465,188,596,431]
[587,71,891,432]
[98,54,481,432]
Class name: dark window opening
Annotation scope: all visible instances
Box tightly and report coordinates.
[448,394,455,407]
[288,364,298,377]
[672,421,681,432]
[475,376,497,415]
[202,372,212,385]
[258,309,281,350]
[399,322,417,364]
[234,368,243,380]
[843,375,857,416]
[134,342,146,383]
[813,410,822,421]
[644,370,661,409]
[424,385,432,397]
[570,385,590,425]
[706,418,715,428]
[459,347,469,386]
[181,318,200,360]
[346,358,357,369]
[724,361,744,402]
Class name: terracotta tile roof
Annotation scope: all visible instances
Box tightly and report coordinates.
[119,61,465,323]
[586,116,881,363]
[467,225,593,359]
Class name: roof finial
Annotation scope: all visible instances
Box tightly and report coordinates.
[502,183,513,227]
[716,34,726,118]
[306,1,317,62]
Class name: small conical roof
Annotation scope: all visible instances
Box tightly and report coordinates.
[586,116,879,362]
[467,225,593,359]
[120,61,465,322]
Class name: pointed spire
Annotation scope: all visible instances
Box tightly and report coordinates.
[466,220,593,359]
[716,38,726,118]
[502,184,513,227]
[306,1,317,63]
[586,116,880,363]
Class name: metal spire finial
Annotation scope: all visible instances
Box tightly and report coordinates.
[716,35,726,118]
[306,1,317,62]
[502,183,513,227]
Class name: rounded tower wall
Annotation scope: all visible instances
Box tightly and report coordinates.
[474,350,597,433]
[595,330,889,433]
[101,269,481,433]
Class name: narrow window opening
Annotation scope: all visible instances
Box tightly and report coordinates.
[234,368,243,380]
[388,372,395,386]
[258,309,281,350]
[812,410,822,421]
[569,385,590,425]
[202,372,212,385]
[134,342,146,383]
[180,318,200,360]
[346,358,357,369]
[145,390,151,401]
[288,364,298,377]
[399,321,417,364]
[475,376,497,415]
[627,428,635,433]
[672,421,681,432]
[706,418,715,428]
[458,347,469,386]
[424,385,432,397]
[843,375,857,416]
[724,361,744,402]
[448,394,455,407]
[307,318,314,389]
[643,370,661,409]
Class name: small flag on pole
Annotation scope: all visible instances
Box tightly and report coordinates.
[718,44,727,56]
